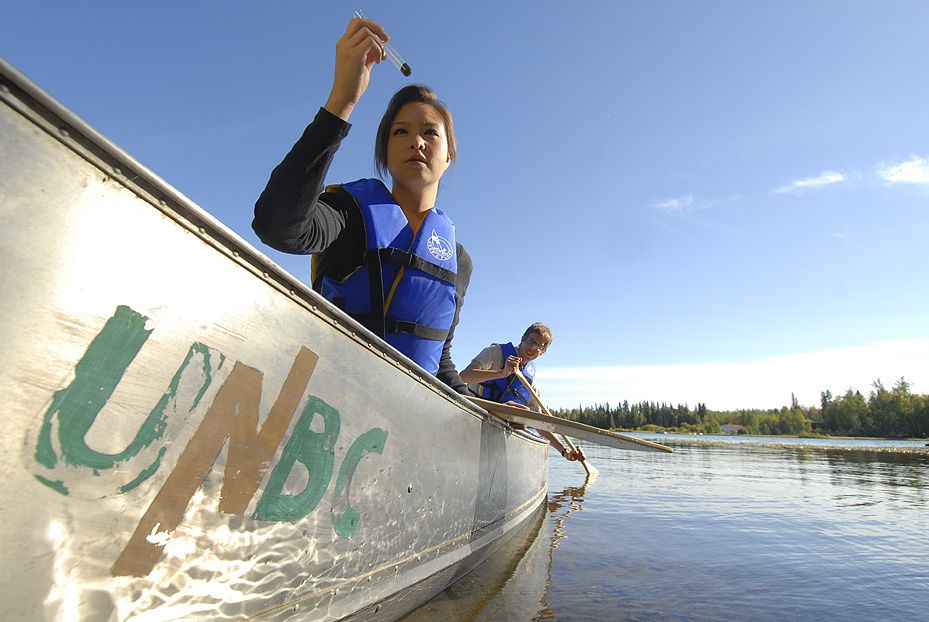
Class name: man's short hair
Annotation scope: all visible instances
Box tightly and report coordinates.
[521,322,553,347]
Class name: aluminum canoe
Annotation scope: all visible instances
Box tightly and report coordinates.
[0,57,548,622]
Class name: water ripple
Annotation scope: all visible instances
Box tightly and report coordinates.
[408,438,929,621]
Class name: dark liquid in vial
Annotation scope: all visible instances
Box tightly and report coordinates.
[401,63,412,77]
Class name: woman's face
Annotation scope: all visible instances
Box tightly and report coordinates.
[386,102,450,192]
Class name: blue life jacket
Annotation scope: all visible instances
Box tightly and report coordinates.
[312,178,457,374]
[480,342,536,405]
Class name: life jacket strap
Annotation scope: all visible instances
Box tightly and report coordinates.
[480,381,504,401]
[365,249,387,338]
[376,248,456,284]
[480,375,529,406]
[343,313,449,342]
[386,318,448,341]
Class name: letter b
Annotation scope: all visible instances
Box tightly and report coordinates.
[254,396,340,522]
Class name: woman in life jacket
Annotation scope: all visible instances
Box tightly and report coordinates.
[253,15,472,392]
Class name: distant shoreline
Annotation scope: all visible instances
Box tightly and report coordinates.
[627,433,929,454]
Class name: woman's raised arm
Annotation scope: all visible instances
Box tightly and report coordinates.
[324,17,390,121]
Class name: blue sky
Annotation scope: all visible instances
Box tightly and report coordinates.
[5,1,927,409]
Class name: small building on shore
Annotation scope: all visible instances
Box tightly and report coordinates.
[721,424,745,435]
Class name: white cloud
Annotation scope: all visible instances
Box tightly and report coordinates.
[536,338,929,411]
[650,194,737,214]
[774,170,845,194]
[652,194,695,212]
[876,156,929,185]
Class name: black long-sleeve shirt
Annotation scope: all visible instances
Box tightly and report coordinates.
[253,107,472,394]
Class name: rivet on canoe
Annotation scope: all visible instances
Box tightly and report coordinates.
[0,82,9,93]
[113,167,122,176]
[232,250,239,257]
[59,127,70,138]
[262,272,269,278]
[159,199,167,207]
[198,227,205,234]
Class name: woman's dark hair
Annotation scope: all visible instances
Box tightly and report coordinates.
[374,84,457,178]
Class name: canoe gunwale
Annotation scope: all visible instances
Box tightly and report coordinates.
[0,57,529,441]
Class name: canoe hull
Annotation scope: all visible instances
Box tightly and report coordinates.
[0,59,547,621]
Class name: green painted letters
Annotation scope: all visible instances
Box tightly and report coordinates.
[34,306,223,494]
[254,396,340,521]
[331,428,388,538]
[35,306,152,471]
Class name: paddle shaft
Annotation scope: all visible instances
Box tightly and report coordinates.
[513,369,595,476]
[470,396,673,453]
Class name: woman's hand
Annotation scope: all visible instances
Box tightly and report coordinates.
[324,17,389,121]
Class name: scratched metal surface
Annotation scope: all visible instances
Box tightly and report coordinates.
[0,59,548,622]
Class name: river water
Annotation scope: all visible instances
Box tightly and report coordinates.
[403,435,929,621]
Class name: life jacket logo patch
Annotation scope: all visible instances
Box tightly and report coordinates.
[426,230,454,261]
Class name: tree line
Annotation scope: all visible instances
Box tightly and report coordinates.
[551,377,929,439]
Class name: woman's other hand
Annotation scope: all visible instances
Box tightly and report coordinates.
[325,17,389,121]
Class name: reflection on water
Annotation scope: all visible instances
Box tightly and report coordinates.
[400,476,597,622]
[549,474,595,550]
[399,499,552,621]
[407,439,929,621]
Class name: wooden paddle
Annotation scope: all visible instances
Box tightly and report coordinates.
[511,369,598,476]
[469,396,673,454]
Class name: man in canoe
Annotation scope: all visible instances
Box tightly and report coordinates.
[461,323,585,461]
